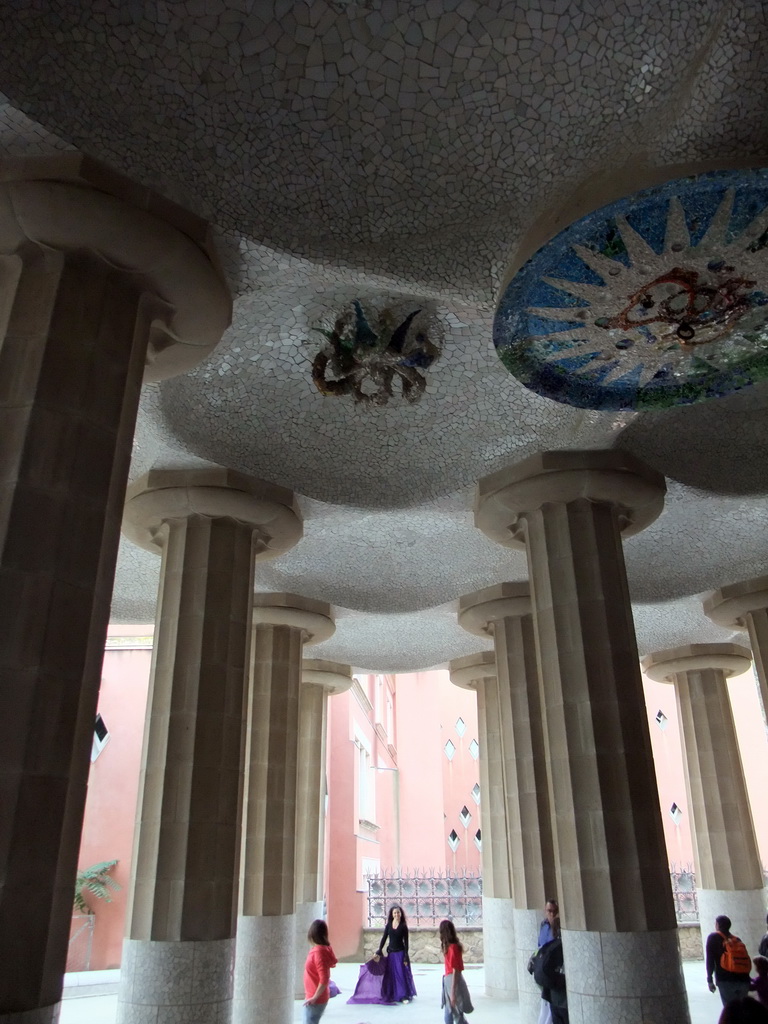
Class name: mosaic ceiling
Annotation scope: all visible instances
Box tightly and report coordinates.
[2,0,768,669]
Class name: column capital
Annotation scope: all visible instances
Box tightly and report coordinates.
[642,642,752,683]
[449,650,496,689]
[252,593,335,645]
[123,467,302,556]
[474,449,665,548]
[704,575,768,629]
[0,154,231,381]
[458,582,531,637]
[302,660,353,694]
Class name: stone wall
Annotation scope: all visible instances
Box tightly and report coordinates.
[362,927,483,963]
[360,924,703,964]
[678,923,703,960]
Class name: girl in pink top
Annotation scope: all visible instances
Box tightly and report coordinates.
[303,919,338,1024]
[440,919,473,1024]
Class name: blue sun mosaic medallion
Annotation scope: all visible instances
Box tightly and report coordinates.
[494,169,768,410]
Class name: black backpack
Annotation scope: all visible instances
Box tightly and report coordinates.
[533,937,565,990]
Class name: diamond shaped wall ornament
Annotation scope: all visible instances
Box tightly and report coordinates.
[494,169,768,411]
[311,300,440,406]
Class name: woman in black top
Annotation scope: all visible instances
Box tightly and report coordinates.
[347,905,417,1005]
[375,905,417,1003]
[376,905,409,959]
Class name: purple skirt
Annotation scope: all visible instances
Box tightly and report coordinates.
[347,951,417,1004]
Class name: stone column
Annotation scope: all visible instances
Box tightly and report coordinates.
[117,471,301,1024]
[705,575,768,718]
[0,157,230,1024]
[293,660,353,997]
[233,596,335,1024]
[449,652,519,1000]
[642,643,767,955]
[459,583,556,1013]
[475,450,689,1024]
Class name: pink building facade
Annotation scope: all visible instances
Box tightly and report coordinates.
[326,671,481,957]
[73,630,768,970]
[69,629,152,970]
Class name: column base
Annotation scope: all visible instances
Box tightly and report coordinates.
[233,914,294,1024]
[563,927,689,1024]
[483,895,518,999]
[294,901,324,998]
[514,906,544,1018]
[116,937,233,1024]
[697,887,768,962]
[0,1008,60,1024]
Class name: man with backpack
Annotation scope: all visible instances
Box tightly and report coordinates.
[706,915,752,1006]
[533,912,568,1024]
[530,899,559,1024]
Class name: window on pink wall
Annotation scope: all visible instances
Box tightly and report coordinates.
[355,735,376,823]
[91,713,110,762]
[361,857,380,888]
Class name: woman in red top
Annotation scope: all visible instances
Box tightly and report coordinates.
[303,919,338,1024]
[440,919,473,1024]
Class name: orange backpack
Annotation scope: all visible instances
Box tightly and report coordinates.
[718,932,751,974]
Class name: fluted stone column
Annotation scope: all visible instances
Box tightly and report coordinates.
[293,660,353,997]
[450,652,519,1000]
[475,450,689,1024]
[642,644,767,955]
[459,583,556,1013]
[233,596,335,1024]
[117,471,301,1024]
[705,576,768,719]
[0,158,230,1024]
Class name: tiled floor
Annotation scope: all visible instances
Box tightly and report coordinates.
[60,959,720,1023]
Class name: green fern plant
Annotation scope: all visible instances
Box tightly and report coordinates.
[73,860,121,915]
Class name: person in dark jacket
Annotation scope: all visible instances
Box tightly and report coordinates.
[707,915,751,1007]
[536,900,559,1024]
[718,996,768,1023]
[536,913,568,1024]
[759,913,768,958]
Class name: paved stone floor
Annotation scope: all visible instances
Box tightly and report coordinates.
[60,959,720,1023]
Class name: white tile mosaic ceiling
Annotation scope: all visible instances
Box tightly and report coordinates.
[1,1,766,669]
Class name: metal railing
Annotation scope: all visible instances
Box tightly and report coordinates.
[669,864,698,923]
[367,865,724,928]
[66,914,95,972]
[366,869,483,927]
